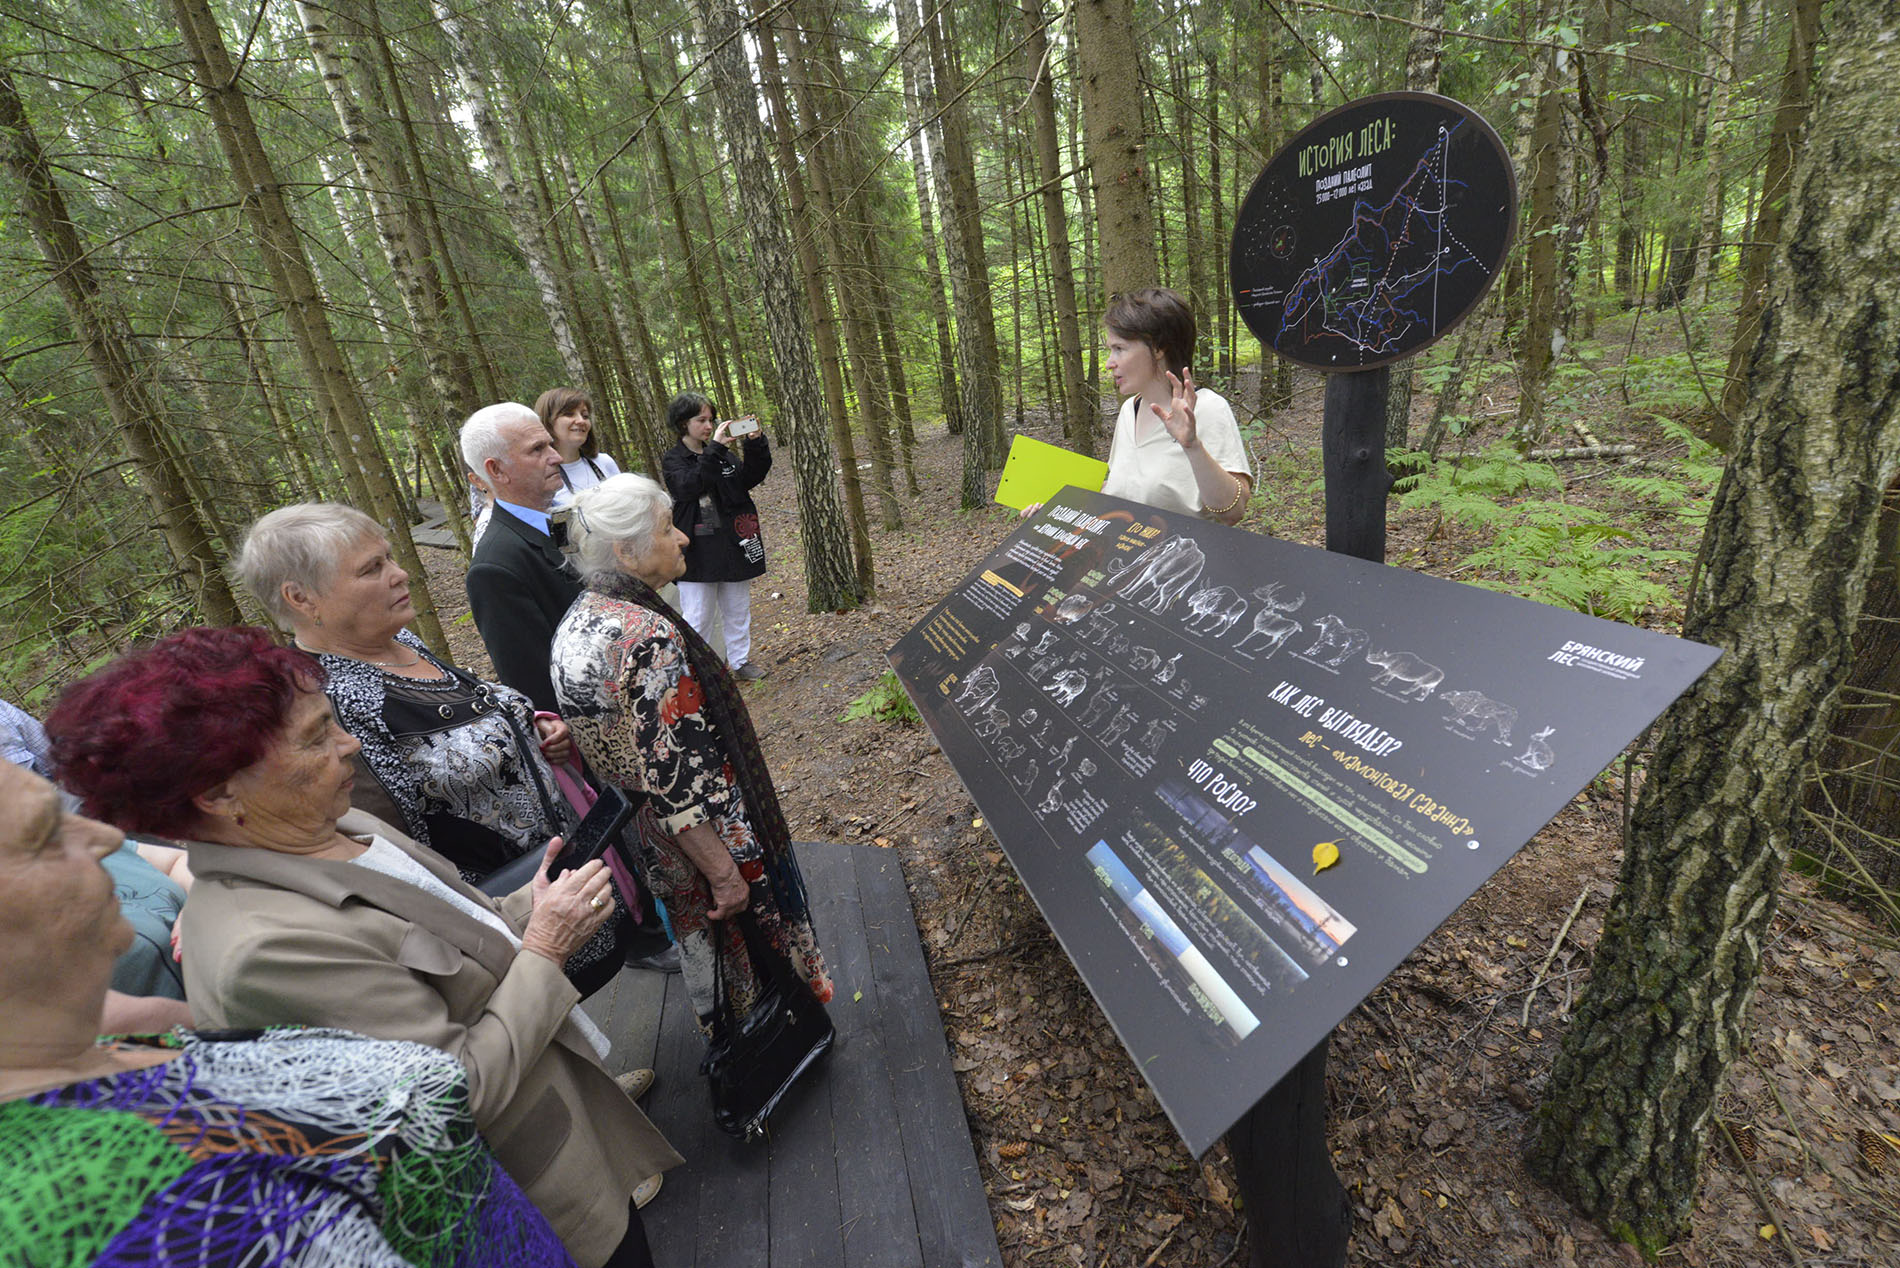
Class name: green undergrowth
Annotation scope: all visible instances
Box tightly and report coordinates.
[1394,419,1722,623]
[842,669,922,725]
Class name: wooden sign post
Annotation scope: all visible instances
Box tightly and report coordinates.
[1225,90,1517,1266]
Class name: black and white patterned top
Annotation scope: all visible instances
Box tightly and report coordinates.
[318,630,578,883]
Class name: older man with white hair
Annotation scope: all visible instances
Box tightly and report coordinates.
[461,402,681,976]
[461,402,573,713]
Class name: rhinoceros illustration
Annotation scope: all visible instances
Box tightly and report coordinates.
[1364,648,1444,700]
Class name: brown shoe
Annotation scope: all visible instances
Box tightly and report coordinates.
[632,1173,663,1209]
[616,1068,655,1101]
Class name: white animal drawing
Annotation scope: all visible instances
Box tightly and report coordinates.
[953,664,1000,714]
[1114,535,1207,614]
[1365,648,1445,700]
[1138,718,1175,757]
[972,705,1012,740]
[1043,668,1090,707]
[1079,610,1117,644]
[1153,652,1182,685]
[1519,727,1556,771]
[1233,583,1307,658]
[1300,614,1372,668]
[1078,684,1120,728]
[1126,645,1163,673]
[995,737,1025,763]
[1016,707,1039,727]
[1441,689,1518,744]
[1101,703,1139,745]
[1051,593,1092,625]
[1182,585,1249,636]
[1011,759,1039,791]
[1001,622,1033,658]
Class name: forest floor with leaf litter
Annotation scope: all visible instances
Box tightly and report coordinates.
[427,362,1900,1268]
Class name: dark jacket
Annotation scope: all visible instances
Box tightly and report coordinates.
[465,504,581,713]
[661,435,772,584]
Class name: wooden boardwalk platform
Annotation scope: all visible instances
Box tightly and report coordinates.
[583,841,1001,1268]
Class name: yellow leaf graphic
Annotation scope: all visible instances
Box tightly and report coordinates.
[1312,841,1342,874]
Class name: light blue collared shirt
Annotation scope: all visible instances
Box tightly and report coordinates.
[495,499,552,536]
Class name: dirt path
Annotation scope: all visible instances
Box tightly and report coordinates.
[421,381,1898,1267]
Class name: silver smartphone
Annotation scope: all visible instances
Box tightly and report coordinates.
[727,416,761,438]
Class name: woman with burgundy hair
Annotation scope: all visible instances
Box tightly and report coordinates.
[45,627,681,1268]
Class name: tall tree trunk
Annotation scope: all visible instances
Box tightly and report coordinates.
[1513,11,1570,447]
[1076,0,1157,299]
[1721,0,1822,429]
[686,0,864,611]
[429,0,586,387]
[1531,7,1900,1248]
[1692,0,1740,308]
[0,68,241,625]
[560,153,662,476]
[170,0,448,653]
[598,175,675,434]
[1384,0,1444,452]
[1208,37,1231,379]
[296,0,469,462]
[894,0,962,436]
[914,0,1004,505]
[754,5,874,594]
[1023,0,1092,454]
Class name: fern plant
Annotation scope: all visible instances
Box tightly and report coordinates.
[1398,442,1714,622]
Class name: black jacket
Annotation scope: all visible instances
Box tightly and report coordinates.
[465,505,582,713]
[661,435,772,583]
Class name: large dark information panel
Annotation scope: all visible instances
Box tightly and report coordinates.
[889,491,1717,1156]
[1231,92,1515,370]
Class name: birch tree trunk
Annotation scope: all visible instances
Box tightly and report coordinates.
[1512,7,1570,447]
[429,0,586,387]
[686,0,864,612]
[169,0,449,654]
[0,68,241,626]
[893,0,962,437]
[1692,0,1740,308]
[1384,0,1443,451]
[1531,7,1900,1248]
[1721,0,1821,428]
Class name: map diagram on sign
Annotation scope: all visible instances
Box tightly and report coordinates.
[1233,93,1516,370]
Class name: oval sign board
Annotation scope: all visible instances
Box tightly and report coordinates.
[1231,92,1517,371]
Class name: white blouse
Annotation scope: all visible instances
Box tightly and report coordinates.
[1100,387,1252,518]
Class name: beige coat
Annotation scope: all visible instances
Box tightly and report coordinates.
[180,810,682,1268]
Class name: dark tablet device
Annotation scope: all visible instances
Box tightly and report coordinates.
[474,784,636,897]
[547,783,634,878]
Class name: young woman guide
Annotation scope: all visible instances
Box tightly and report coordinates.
[1099,288,1253,524]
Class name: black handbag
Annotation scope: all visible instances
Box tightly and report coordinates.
[701,910,833,1140]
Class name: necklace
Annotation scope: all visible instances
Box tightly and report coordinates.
[295,639,422,669]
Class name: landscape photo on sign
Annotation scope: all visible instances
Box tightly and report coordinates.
[1231,92,1516,370]
[888,489,1717,1156]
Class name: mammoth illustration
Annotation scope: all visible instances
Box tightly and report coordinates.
[953,664,1000,714]
[1182,585,1249,637]
[1365,648,1445,700]
[1441,689,1517,743]
[1233,583,1307,658]
[1301,614,1371,668]
[1114,535,1207,614]
[1042,668,1090,707]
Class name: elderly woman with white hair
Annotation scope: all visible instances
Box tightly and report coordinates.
[550,475,832,1031]
[232,503,634,997]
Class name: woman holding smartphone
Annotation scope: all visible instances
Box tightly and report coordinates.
[660,391,772,681]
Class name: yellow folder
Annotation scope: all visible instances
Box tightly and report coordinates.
[992,434,1109,510]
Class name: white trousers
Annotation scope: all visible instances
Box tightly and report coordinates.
[676,579,754,668]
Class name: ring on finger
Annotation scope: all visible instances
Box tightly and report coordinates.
[589,893,607,911]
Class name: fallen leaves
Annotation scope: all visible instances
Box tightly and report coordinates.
[1312,839,1341,873]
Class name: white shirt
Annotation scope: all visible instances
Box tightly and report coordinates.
[1100,387,1252,517]
[552,454,622,509]
[351,835,611,1058]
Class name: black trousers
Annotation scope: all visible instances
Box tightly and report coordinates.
[601,1200,654,1268]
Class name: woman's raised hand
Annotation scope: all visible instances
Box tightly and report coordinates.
[1150,369,1200,452]
[712,418,734,446]
[521,838,615,964]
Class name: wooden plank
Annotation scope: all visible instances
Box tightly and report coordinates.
[854,847,1003,1268]
[644,975,720,1267]
[807,844,925,1268]
[612,963,668,1075]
